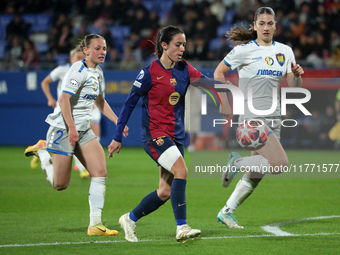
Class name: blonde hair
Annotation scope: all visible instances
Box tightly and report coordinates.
[77,34,105,53]
[69,47,82,57]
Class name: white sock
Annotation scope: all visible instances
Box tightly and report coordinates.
[73,155,85,172]
[234,155,270,174]
[89,177,106,226]
[38,150,54,186]
[223,175,258,214]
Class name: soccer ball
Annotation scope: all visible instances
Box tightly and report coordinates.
[236,120,269,151]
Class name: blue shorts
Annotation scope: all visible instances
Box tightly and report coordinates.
[143,136,184,164]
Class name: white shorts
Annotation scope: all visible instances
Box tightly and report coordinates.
[46,126,96,156]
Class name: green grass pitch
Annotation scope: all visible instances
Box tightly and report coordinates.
[0,146,339,254]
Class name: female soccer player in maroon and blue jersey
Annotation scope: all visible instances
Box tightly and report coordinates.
[108,25,211,243]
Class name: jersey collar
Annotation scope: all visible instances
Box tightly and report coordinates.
[156,59,178,70]
[253,40,276,47]
[82,59,89,69]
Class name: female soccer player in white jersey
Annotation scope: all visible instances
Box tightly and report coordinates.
[38,48,91,178]
[38,47,102,178]
[214,7,304,228]
[25,34,128,236]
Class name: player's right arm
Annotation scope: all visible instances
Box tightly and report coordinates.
[41,75,57,108]
[58,92,78,147]
[108,91,140,158]
[58,62,85,147]
[214,60,232,119]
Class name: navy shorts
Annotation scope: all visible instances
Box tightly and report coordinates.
[143,136,184,164]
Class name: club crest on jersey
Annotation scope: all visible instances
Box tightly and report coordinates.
[93,81,99,91]
[169,92,180,105]
[265,57,274,66]
[276,53,285,66]
[170,78,177,86]
[155,137,164,146]
[97,76,101,86]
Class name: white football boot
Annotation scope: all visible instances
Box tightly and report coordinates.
[217,209,244,229]
[176,224,201,243]
[118,213,138,242]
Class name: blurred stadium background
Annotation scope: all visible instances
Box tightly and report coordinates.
[1,2,339,252]
[0,0,340,149]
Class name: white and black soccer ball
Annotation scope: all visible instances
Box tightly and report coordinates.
[236,120,269,151]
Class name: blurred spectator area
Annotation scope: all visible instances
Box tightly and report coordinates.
[0,0,339,69]
[0,13,51,62]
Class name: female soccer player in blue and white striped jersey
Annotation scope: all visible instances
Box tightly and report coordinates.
[214,7,304,228]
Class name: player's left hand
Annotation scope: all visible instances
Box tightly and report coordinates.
[291,62,304,77]
[123,126,129,138]
[108,140,122,158]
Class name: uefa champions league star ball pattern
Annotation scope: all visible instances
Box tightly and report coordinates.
[236,120,269,151]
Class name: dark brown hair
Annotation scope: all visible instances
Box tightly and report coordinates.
[154,25,184,59]
[227,7,275,45]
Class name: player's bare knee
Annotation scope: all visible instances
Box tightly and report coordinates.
[53,183,68,191]
[172,167,188,179]
[89,168,107,177]
[158,189,171,201]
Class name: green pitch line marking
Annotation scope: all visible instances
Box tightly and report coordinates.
[261,215,340,236]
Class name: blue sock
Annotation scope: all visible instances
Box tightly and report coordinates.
[171,178,187,226]
[130,190,166,222]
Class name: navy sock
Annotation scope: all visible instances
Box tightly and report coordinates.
[130,190,166,222]
[171,178,187,226]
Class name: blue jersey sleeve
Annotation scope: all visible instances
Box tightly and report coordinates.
[131,68,152,96]
[112,91,141,143]
[113,68,152,142]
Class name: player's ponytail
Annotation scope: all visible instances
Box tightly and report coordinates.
[154,26,184,59]
[77,34,105,53]
[227,7,275,45]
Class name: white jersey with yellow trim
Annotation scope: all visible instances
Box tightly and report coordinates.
[224,40,295,119]
[45,60,105,131]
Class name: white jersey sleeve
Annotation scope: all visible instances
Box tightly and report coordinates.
[223,45,245,70]
[61,62,87,96]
